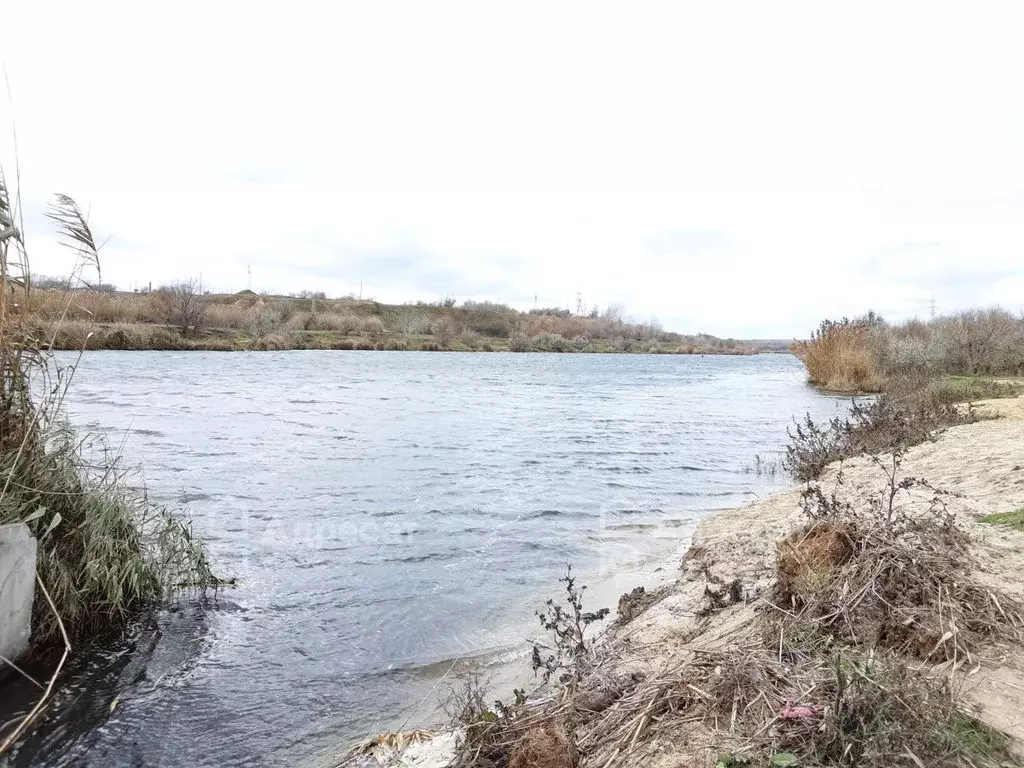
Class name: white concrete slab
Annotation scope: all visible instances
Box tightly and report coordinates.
[0,523,37,668]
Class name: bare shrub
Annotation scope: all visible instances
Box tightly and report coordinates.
[308,312,356,332]
[935,308,1023,375]
[530,333,576,353]
[532,566,609,686]
[456,328,480,349]
[508,333,531,352]
[783,394,981,482]
[431,315,459,348]
[245,305,282,339]
[360,316,385,334]
[160,278,208,335]
[398,307,430,335]
[252,333,293,351]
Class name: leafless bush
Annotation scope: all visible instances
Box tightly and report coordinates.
[431,315,459,348]
[532,566,609,687]
[360,316,385,334]
[160,278,208,335]
[784,395,981,482]
[245,305,282,339]
[398,306,430,335]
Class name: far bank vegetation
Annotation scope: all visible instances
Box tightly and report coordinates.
[792,308,1024,393]
[18,282,755,354]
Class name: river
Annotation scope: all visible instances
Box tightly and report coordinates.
[1,351,845,767]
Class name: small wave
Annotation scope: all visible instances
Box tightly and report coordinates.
[531,509,564,518]
[380,551,457,565]
[604,522,658,532]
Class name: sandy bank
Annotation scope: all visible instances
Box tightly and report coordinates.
[600,395,1024,765]
[338,395,1024,767]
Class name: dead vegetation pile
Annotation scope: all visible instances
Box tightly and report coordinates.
[775,484,1021,664]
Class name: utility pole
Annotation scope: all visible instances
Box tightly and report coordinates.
[929,294,936,319]
[359,281,363,301]
[247,265,252,291]
[534,292,538,309]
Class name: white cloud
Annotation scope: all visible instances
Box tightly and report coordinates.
[3,0,1024,336]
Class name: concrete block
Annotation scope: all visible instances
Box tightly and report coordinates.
[0,523,37,666]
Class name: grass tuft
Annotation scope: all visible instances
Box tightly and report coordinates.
[979,509,1024,530]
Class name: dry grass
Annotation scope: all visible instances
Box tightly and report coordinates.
[778,438,1023,663]
[576,641,1005,768]
[20,289,165,324]
[40,320,191,350]
[205,301,251,328]
[791,319,884,393]
[508,724,578,768]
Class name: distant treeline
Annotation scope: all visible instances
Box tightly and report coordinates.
[21,279,757,354]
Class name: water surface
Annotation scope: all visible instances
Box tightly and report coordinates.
[3,352,844,767]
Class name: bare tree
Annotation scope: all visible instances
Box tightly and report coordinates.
[601,303,624,326]
[399,306,418,336]
[161,278,208,335]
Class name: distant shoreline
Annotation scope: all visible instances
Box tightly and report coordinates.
[25,290,780,355]
[43,321,777,354]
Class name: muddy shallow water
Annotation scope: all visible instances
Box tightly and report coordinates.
[1,351,845,767]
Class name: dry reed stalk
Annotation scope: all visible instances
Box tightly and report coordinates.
[0,175,219,758]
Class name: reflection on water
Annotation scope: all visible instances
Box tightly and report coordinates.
[2,351,845,767]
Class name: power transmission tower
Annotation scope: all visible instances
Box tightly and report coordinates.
[929,294,936,319]
[247,265,252,291]
[576,292,584,317]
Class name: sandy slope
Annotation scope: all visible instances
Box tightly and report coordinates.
[603,395,1024,766]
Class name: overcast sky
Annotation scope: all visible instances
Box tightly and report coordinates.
[4,1,1024,337]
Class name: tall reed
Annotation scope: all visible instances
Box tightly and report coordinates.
[0,183,219,651]
[791,318,885,392]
